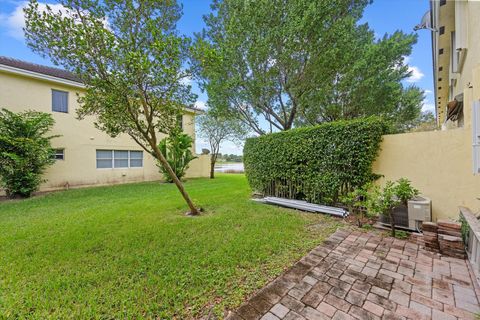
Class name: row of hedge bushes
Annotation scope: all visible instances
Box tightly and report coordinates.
[243,117,390,204]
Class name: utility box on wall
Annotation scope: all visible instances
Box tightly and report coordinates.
[408,196,432,230]
[379,196,432,231]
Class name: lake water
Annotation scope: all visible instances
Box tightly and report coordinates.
[214,162,244,173]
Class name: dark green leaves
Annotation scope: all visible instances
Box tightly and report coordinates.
[0,109,57,197]
[24,0,195,146]
[24,0,201,212]
[195,0,422,134]
[243,117,389,204]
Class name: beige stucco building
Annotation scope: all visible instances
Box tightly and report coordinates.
[0,56,209,192]
[373,0,480,220]
[430,0,479,129]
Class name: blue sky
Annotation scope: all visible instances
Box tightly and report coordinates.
[0,0,433,155]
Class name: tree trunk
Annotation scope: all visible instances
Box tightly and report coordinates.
[152,144,199,216]
[389,210,396,237]
[357,208,363,228]
[209,152,217,179]
[210,159,215,179]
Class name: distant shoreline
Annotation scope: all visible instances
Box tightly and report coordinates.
[214,162,244,173]
[216,161,243,164]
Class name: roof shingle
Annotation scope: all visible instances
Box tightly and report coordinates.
[0,56,82,83]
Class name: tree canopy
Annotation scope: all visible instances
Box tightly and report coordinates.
[195,0,424,133]
[24,0,200,214]
[198,108,247,178]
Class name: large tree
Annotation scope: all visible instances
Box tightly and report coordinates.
[24,0,200,215]
[195,0,423,133]
[198,109,247,178]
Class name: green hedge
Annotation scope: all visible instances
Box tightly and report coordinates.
[243,117,390,204]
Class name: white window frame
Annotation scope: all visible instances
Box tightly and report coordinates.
[96,150,114,169]
[451,31,459,74]
[53,148,65,160]
[96,150,143,169]
[473,100,480,175]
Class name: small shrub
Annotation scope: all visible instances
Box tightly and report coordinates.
[341,184,371,227]
[158,128,197,183]
[368,182,399,236]
[368,178,419,237]
[0,108,57,198]
[459,215,469,244]
[243,117,390,204]
[395,178,419,205]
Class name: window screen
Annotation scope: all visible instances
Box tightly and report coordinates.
[114,150,129,168]
[130,151,143,168]
[96,150,113,168]
[52,89,68,113]
[96,150,143,169]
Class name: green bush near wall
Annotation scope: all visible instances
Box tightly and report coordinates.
[243,117,390,204]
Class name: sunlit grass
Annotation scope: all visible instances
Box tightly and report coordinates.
[0,174,341,319]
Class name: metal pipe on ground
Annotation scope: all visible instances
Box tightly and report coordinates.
[261,196,348,218]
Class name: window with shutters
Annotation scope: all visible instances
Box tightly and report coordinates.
[473,100,480,175]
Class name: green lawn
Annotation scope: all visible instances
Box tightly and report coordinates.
[0,174,341,319]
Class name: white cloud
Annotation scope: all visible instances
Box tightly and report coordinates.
[401,56,424,83]
[406,65,424,83]
[422,99,435,112]
[0,1,28,40]
[0,1,108,41]
[424,89,433,94]
[0,2,71,40]
[194,100,207,110]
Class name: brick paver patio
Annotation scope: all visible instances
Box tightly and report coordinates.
[226,229,480,320]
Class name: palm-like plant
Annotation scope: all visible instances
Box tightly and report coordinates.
[158,128,197,183]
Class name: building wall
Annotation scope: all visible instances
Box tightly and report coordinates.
[378,0,480,219]
[450,1,480,102]
[432,0,480,126]
[431,0,455,124]
[373,65,480,220]
[0,70,209,192]
[373,128,479,221]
